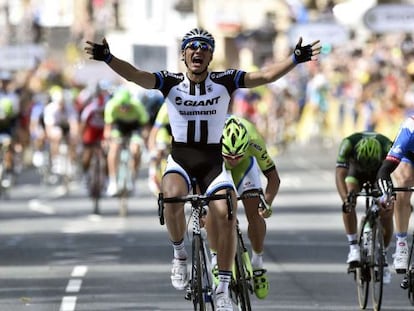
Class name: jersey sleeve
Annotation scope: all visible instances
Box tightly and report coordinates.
[336,137,353,168]
[386,117,414,162]
[241,118,275,173]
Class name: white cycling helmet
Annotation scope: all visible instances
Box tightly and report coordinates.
[181,28,215,52]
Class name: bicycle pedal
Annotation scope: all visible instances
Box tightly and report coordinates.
[401,276,409,289]
[184,287,191,300]
[347,266,356,274]
[347,261,360,274]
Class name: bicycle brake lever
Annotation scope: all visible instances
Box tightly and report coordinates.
[158,193,165,225]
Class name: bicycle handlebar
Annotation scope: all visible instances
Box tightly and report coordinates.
[392,187,414,193]
[158,191,232,225]
[238,189,268,211]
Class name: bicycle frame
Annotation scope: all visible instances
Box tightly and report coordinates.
[158,179,233,311]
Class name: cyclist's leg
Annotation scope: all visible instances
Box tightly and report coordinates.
[129,131,144,192]
[392,160,414,273]
[106,126,121,196]
[162,155,191,290]
[205,167,237,302]
[236,157,270,299]
[342,175,361,265]
[44,124,62,173]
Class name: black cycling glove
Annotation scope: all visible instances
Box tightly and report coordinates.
[91,41,113,64]
[293,42,313,64]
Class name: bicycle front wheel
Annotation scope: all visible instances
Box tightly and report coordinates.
[406,236,414,305]
[89,153,102,214]
[191,234,208,311]
[356,218,369,310]
[370,220,384,311]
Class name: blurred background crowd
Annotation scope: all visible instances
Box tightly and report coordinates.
[1,0,414,166]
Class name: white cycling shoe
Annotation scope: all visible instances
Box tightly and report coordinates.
[215,292,233,311]
[347,247,361,264]
[393,241,409,274]
[171,258,188,290]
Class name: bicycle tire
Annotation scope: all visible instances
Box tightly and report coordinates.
[232,244,252,311]
[89,150,102,215]
[117,148,130,217]
[200,234,215,311]
[408,236,414,305]
[356,217,369,310]
[191,234,205,310]
[370,219,384,311]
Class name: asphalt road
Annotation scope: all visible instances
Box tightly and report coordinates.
[1,141,413,311]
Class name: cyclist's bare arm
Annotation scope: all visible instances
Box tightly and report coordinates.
[335,166,349,202]
[107,56,156,89]
[244,38,320,88]
[263,168,279,207]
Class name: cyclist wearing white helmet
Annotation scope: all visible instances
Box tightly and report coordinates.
[336,132,393,283]
[85,27,320,310]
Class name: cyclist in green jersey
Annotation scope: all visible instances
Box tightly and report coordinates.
[148,102,171,196]
[335,131,393,283]
[207,115,279,299]
[104,88,151,196]
[0,97,16,185]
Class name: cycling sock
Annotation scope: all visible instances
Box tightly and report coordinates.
[251,251,263,269]
[216,270,231,295]
[172,239,187,260]
[396,232,408,241]
[347,234,358,247]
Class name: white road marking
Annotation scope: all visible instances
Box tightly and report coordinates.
[59,265,88,311]
[65,279,82,293]
[72,265,88,277]
[28,199,56,215]
[59,296,77,311]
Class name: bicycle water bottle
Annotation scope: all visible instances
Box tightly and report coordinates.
[363,222,372,256]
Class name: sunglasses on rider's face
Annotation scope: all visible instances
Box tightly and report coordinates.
[222,153,244,161]
[185,41,213,52]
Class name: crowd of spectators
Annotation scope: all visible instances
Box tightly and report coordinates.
[229,32,414,154]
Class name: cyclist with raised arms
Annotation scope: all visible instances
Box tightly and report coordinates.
[209,115,279,299]
[377,116,414,275]
[104,88,150,196]
[85,28,320,310]
[335,132,393,282]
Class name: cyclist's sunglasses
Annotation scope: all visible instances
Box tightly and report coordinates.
[185,41,213,52]
[222,153,244,161]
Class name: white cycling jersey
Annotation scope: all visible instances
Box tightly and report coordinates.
[43,101,77,127]
[154,69,246,144]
